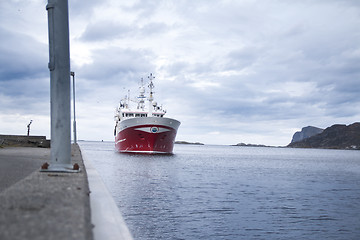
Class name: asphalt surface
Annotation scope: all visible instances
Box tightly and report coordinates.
[0,145,93,240]
[0,147,49,192]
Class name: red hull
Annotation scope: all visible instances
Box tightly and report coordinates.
[115,117,180,154]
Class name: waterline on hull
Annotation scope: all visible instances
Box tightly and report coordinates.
[118,150,173,155]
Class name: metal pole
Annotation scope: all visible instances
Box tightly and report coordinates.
[27,120,33,136]
[44,0,78,172]
[71,71,77,144]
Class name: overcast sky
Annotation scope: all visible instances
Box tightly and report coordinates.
[1,0,360,146]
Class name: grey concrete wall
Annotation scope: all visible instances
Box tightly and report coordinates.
[0,135,50,148]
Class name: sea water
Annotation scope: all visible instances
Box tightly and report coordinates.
[79,141,360,240]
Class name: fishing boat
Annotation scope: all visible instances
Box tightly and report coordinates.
[114,74,181,154]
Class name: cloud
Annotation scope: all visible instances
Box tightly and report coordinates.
[1,0,360,146]
[80,21,134,42]
[75,47,155,81]
[0,27,48,81]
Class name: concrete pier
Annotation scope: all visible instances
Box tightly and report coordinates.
[0,143,132,240]
[0,144,92,240]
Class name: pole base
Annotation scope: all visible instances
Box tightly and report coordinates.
[40,162,81,173]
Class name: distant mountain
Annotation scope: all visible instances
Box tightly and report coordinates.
[291,126,324,143]
[288,122,360,150]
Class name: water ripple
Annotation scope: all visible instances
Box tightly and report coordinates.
[80,142,360,240]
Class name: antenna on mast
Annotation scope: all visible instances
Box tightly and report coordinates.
[138,78,146,110]
[148,73,155,101]
[148,73,155,116]
[127,89,130,107]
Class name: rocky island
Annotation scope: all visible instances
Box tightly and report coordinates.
[232,143,269,147]
[175,141,204,145]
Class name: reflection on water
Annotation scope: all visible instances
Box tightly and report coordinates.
[80,141,360,240]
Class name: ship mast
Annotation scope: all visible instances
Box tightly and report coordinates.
[126,89,130,108]
[138,78,146,110]
[148,73,155,116]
